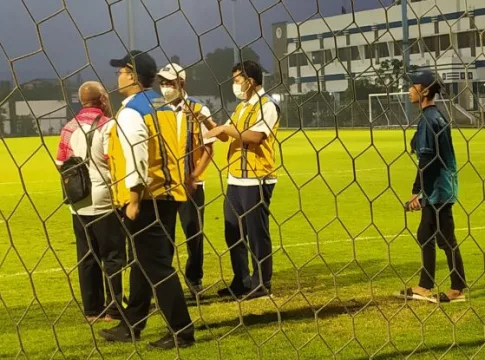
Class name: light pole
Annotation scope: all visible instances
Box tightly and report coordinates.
[232,0,239,64]
[401,0,412,124]
[127,0,135,50]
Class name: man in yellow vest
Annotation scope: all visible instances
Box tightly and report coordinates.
[157,62,216,297]
[204,60,279,300]
[98,50,194,350]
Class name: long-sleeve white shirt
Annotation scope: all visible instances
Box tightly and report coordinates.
[116,95,149,189]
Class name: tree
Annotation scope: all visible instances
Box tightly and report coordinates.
[343,77,386,101]
[0,107,6,136]
[15,114,37,136]
[376,59,418,93]
[185,47,262,104]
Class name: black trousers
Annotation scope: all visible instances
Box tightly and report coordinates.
[72,211,126,317]
[178,185,205,286]
[418,204,466,291]
[224,184,275,292]
[123,200,193,338]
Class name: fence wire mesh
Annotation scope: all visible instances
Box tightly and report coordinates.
[1,0,485,359]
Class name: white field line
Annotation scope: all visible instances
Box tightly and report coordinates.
[1,225,484,279]
[1,168,382,197]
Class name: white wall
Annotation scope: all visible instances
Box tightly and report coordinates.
[15,100,67,134]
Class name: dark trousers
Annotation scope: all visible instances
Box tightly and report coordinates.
[418,204,467,291]
[72,212,126,317]
[123,200,193,338]
[178,185,205,286]
[224,184,275,291]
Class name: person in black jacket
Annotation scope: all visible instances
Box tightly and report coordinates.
[396,69,466,303]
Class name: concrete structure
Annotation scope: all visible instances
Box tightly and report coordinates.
[272,0,485,111]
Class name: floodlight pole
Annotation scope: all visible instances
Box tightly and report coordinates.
[127,0,135,50]
[232,0,239,64]
[401,0,412,124]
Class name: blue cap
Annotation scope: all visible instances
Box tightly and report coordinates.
[110,50,157,79]
[408,68,439,87]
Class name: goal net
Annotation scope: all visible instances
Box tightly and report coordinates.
[369,92,479,129]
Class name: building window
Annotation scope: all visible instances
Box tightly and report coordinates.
[394,41,402,56]
[289,53,308,67]
[439,34,451,51]
[337,48,350,62]
[312,50,333,65]
[409,39,420,54]
[457,31,473,49]
[351,46,361,60]
[422,36,437,52]
[378,43,390,58]
[312,51,323,65]
[477,31,485,48]
[365,44,374,59]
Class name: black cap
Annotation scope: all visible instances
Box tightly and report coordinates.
[408,68,439,87]
[110,50,157,78]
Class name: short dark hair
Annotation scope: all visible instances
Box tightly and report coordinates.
[232,60,263,86]
[424,82,441,100]
[137,74,155,88]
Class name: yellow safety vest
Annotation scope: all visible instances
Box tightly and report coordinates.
[107,91,186,207]
[227,96,279,179]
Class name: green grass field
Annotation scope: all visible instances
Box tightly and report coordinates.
[2,129,485,360]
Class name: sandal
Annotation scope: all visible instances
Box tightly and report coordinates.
[393,288,436,303]
[436,292,466,303]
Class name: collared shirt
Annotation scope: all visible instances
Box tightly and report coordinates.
[116,94,149,189]
[56,107,114,215]
[225,87,279,186]
[169,92,215,185]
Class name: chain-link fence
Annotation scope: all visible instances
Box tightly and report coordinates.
[2,1,485,359]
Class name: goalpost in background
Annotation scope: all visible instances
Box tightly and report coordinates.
[368,92,480,129]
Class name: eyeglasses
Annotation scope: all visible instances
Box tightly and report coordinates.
[115,70,132,76]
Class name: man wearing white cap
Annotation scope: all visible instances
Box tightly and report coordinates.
[158,62,216,297]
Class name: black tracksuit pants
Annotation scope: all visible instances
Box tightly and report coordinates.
[224,184,275,292]
[178,185,205,286]
[122,200,194,338]
[73,211,126,317]
[417,204,466,291]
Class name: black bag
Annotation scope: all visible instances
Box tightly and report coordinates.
[60,115,101,205]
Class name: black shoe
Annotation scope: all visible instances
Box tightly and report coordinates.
[217,286,250,298]
[186,282,203,298]
[99,323,140,342]
[242,288,272,301]
[148,333,195,350]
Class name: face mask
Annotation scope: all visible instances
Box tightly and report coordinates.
[161,87,180,103]
[233,83,248,100]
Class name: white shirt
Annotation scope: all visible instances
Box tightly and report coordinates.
[56,110,115,216]
[226,87,279,186]
[116,95,149,190]
[170,92,216,185]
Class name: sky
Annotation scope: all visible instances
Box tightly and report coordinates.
[0,0,393,89]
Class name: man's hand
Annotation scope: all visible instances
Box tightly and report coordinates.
[182,108,205,123]
[204,126,226,139]
[126,202,140,220]
[408,194,422,211]
[185,174,198,194]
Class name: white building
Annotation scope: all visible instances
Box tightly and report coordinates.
[272,0,485,111]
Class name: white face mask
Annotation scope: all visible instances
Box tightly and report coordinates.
[232,83,248,100]
[161,87,180,103]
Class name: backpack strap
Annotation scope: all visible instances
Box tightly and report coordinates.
[85,115,102,162]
